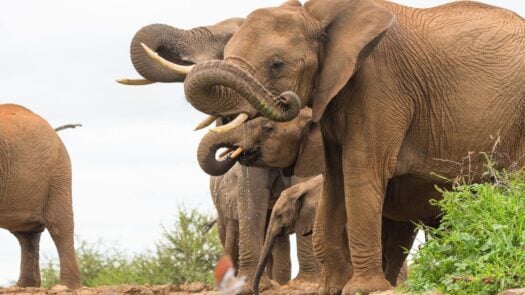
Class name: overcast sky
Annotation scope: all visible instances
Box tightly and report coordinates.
[0,0,523,286]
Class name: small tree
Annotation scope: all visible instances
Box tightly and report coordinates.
[41,206,221,287]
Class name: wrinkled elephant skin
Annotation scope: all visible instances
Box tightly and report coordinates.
[0,104,80,289]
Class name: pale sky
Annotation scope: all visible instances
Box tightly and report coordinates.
[0,0,523,286]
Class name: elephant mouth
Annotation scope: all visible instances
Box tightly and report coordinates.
[237,147,261,166]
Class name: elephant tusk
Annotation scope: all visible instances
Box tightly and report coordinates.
[209,113,249,134]
[115,78,156,85]
[194,115,219,131]
[229,147,244,159]
[141,42,195,75]
[218,148,233,158]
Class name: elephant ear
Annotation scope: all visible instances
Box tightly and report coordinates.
[294,122,324,178]
[305,0,395,122]
[294,192,315,236]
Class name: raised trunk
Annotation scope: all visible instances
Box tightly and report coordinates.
[184,60,302,121]
[130,24,193,82]
[253,231,278,295]
[197,130,239,176]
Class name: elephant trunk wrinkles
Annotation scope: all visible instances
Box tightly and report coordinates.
[253,231,278,295]
[197,129,240,176]
[130,24,195,82]
[184,60,302,121]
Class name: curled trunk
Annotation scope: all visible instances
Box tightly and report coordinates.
[130,24,191,82]
[253,232,278,295]
[130,18,243,83]
[184,60,302,121]
[197,129,239,176]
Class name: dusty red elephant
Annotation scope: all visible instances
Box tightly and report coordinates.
[0,104,80,289]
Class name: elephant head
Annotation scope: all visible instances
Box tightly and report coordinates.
[196,107,324,177]
[136,0,394,158]
[253,175,323,294]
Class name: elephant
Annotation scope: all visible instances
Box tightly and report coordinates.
[210,163,293,289]
[253,174,323,292]
[199,108,414,293]
[0,104,81,289]
[253,174,410,293]
[123,0,524,293]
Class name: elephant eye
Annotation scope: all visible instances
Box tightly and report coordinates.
[269,59,285,78]
[262,122,274,133]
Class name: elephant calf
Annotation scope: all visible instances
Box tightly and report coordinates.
[253,175,409,293]
[254,174,324,292]
[210,163,292,290]
[0,104,80,289]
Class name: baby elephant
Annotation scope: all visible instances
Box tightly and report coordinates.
[253,175,409,293]
[0,104,80,289]
[253,175,323,292]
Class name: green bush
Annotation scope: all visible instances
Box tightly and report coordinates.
[406,168,525,295]
[41,206,221,287]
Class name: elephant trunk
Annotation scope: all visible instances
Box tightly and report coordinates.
[197,129,240,176]
[253,231,279,295]
[184,60,302,121]
[130,24,195,82]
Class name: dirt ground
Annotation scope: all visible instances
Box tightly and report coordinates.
[2,284,523,295]
[0,283,410,295]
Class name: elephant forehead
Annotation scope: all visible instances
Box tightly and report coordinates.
[246,6,306,34]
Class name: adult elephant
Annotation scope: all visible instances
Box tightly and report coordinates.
[210,163,292,289]
[0,104,81,289]
[199,108,424,294]
[124,1,525,293]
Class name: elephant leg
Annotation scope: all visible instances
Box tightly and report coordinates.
[13,230,43,287]
[293,233,319,283]
[381,218,416,286]
[44,181,81,289]
[271,234,291,285]
[224,219,240,271]
[237,166,271,293]
[314,140,352,295]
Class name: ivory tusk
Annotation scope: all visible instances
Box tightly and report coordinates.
[194,115,218,131]
[115,78,155,85]
[210,113,249,134]
[141,43,194,75]
[230,147,244,159]
[218,148,233,158]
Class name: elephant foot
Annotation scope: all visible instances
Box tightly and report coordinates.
[317,265,351,295]
[239,273,272,295]
[342,275,391,295]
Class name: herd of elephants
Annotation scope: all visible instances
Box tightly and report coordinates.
[1,0,524,294]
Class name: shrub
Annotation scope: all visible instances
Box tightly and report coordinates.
[41,206,221,287]
[405,168,525,294]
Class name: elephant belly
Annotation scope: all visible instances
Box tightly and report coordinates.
[382,175,443,226]
[0,209,45,232]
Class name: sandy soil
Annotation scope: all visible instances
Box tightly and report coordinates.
[0,283,407,295]
[2,284,522,295]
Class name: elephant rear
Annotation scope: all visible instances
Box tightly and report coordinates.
[0,103,80,289]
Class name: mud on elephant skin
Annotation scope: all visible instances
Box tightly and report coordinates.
[125,0,524,293]
[210,164,293,291]
[0,104,80,289]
